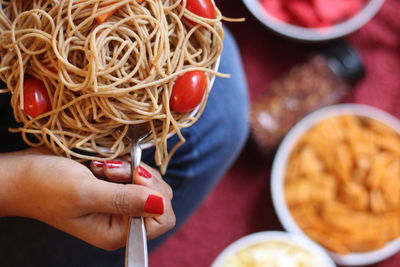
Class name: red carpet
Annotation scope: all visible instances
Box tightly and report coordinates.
[149,0,400,266]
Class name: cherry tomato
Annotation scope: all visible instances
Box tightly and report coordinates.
[185,0,216,20]
[23,76,51,117]
[170,71,207,113]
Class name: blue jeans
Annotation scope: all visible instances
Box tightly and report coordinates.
[0,29,249,267]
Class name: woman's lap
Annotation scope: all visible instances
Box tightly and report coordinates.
[0,28,249,267]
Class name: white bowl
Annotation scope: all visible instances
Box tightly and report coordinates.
[211,231,336,267]
[271,104,400,266]
[242,0,385,41]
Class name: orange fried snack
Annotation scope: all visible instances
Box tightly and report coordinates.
[284,115,400,254]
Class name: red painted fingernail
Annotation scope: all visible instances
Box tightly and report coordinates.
[144,195,164,215]
[137,166,152,178]
[92,160,104,167]
[104,161,123,168]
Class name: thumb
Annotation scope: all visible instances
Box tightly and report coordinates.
[85,179,164,217]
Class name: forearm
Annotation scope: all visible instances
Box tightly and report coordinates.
[0,150,28,217]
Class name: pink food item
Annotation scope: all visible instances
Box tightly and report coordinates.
[285,0,323,27]
[260,0,291,22]
[261,0,368,28]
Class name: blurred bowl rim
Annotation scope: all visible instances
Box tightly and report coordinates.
[210,231,337,267]
[242,0,385,41]
[271,103,400,266]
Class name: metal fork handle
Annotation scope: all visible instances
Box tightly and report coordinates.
[125,217,147,267]
[125,140,148,267]
[131,140,142,171]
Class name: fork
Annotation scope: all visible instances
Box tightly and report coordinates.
[125,123,151,267]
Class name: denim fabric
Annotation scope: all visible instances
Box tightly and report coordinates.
[0,28,249,267]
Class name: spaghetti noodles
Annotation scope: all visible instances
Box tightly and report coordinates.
[0,0,225,173]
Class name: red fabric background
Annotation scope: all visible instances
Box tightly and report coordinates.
[150,0,400,266]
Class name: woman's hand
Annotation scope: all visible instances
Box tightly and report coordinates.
[0,148,175,251]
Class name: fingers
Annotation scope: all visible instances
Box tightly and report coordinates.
[87,162,175,242]
[90,160,131,183]
[144,197,176,240]
[68,208,175,251]
[132,164,175,239]
[85,180,165,217]
[65,213,129,251]
[133,163,173,200]
[90,160,173,201]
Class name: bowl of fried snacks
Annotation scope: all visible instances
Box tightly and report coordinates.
[211,231,336,267]
[271,104,400,266]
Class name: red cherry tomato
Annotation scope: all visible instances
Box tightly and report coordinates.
[23,76,51,117]
[170,71,208,113]
[185,0,216,19]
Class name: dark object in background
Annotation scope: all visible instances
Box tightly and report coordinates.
[250,39,365,153]
[0,91,29,152]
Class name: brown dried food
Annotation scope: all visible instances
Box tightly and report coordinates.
[284,115,400,254]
